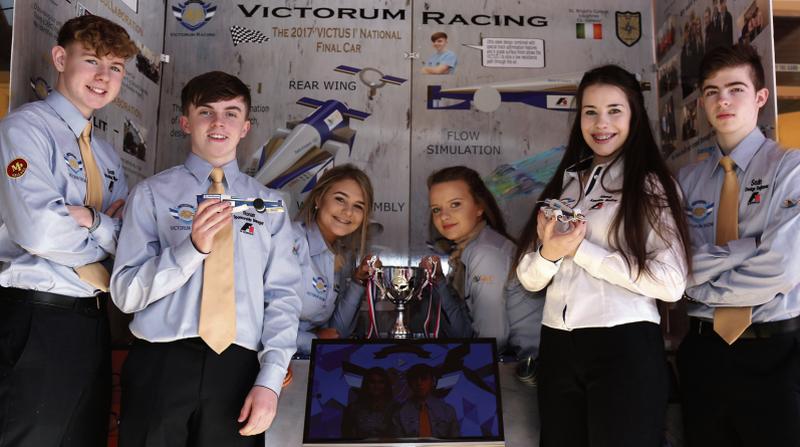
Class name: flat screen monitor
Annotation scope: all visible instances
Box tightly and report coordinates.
[303,339,505,446]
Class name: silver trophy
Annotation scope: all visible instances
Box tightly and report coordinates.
[372,266,426,339]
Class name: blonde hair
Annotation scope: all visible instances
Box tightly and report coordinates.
[296,164,374,262]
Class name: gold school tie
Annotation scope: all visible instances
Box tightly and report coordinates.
[713,155,752,345]
[74,121,110,292]
[419,402,432,437]
[199,167,237,354]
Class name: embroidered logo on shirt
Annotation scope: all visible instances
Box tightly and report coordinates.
[169,203,196,224]
[64,153,83,174]
[6,158,28,179]
[744,178,769,205]
[291,238,301,256]
[590,194,618,204]
[685,200,714,222]
[310,276,328,300]
[104,169,118,193]
[240,223,254,235]
[472,274,495,284]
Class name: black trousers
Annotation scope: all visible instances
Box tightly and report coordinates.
[0,293,110,447]
[119,338,262,447]
[678,329,800,447]
[538,322,669,447]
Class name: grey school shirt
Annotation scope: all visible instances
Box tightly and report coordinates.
[678,128,800,322]
[291,221,364,355]
[0,91,127,297]
[437,226,544,356]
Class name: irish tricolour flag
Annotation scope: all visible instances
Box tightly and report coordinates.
[576,22,602,39]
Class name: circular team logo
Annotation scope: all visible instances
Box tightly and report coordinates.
[685,200,715,223]
[64,152,84,174]
[169,203,196,223]
[6,158,28,179]
[172,0,217,31]
[312,276,328,294]
[29,76,52,100]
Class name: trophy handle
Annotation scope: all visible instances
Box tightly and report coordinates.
[371,263,388,299]
[415,257,439,300]
[374,275,389,300]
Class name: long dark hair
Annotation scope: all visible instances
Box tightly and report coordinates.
[427,166,513,242]
[513,65,692,279]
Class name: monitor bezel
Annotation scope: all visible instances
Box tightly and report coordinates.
[302,338,505,446]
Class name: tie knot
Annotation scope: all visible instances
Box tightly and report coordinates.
[719,156,736,173]
[210,167,225,184]
[81,122,92,142]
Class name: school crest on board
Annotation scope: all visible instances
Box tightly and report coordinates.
[615,11,641,47]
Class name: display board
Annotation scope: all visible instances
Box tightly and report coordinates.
[8,0,165,186]
[9,0,778,263]
[654,0,776,169]
[155,0,657,263]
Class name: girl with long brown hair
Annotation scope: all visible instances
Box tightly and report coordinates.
[515,65,691,446]
[416,166,544,368]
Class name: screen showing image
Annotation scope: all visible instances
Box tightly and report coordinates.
[303,339,504,446]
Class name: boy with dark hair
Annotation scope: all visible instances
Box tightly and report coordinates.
[422,32,457,75]
[677,43,800,447]
[111,70,301,446]
[392,364,459,438]
[0,14,136,447]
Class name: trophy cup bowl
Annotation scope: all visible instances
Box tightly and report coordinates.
[372,266,424,339]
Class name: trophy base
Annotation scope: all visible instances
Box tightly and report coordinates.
[388,331,412,340]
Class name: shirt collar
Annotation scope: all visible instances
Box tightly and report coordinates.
[413,395,436,409]
[711,127,765,176]
[306,221,331,257]
[565,155,624,181]
[45,91,90,139]
[184,153,242,188]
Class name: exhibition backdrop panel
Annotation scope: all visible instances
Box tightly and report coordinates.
[156,0,659,262]
[654,0,776,169]
[8,0,777,263]
[9,0,165,187]
[406,0,657,256]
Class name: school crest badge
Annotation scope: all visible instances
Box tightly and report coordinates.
[6,158,28,179]
[616,11,642,47]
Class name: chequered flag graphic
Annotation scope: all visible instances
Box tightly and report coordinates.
[229,25,270,47]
